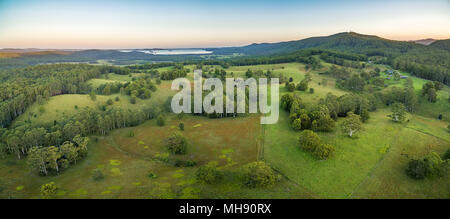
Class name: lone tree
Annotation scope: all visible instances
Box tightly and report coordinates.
[389,102,406,122]
[165,132,187,155]
[341,112,363,137]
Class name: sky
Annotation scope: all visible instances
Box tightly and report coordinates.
[0,0,449,49]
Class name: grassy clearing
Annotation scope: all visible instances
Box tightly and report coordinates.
[264,107,449,198]
[15,80,175,125]
[0,115,311,199]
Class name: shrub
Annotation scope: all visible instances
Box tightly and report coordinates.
[280,94,294,111]
[130,95,137,104]
[296,79,308,91]
[92,168,104,181]
[115,96,120,102]
[298,130,335,160]
[406,159,430,179]
[174,159,196,167]
[424,152,444,177]
[291,119,302,131]
[444,148,450,160]
[106,99,113,105]
[195,162,222,184]
[165,132,187,155]
[287,83,295,92]
[179,122,184,131]
[157,115,165,127]
[241,161,278,188]
[309,88,314,93]
[298,130,321,152]
[312,144,335,160]
[148,172,158,179]
[40,182,58,199]
[128,131,135,137]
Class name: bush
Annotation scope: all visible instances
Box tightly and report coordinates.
[296,79,308,91]
[312,144,335,160]
[444,148,450,160]
[130,95,136,104]
[157,115,165,127]
[92,168,104,181]
[298,130,335,160]
[298,130,321,152]
[195,162,222,184]
[115,96,120,102]
[291,119,302,131]
[106,99,113,105]
[174,159,196,167]
[287,83,295,92]
[179,122,184,131]
[241,161,278,188]
[406,159,430,179]
[309,88,314,93]
[148,172,158,179]
[165,132,187,155]
[280,94,294,111]
[406,152,446,179]
[40,182,58,199]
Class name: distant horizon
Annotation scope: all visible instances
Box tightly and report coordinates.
[1,31,449,50]
[1,0,449,49]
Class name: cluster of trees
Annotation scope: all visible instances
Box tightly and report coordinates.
[390,49,450,85]
[204,68,227,80]
[319,52,365,69]
[422,81,444,103]
[406,151,449,180]
[27,135,89,175]
[160,64,189,80]
[281,92,372,132]
[123,77,157,100]
[285,74,310,92]
[96,76,157,102]
[0,64,118,127]
[195,160,279,188]
[1,104,161,161]
[298,130,335,160]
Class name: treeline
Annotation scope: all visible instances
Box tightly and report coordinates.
[390,48,450,85]
[225,49,361,68]
[281,92,373,133]
[160,64,189,80]
[0,64,100,127]
[0,103,163,173]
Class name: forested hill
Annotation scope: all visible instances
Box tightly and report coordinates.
[430,39,450,52]
[211,32,421,56]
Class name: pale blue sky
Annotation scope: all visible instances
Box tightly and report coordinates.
[0,0,449,48]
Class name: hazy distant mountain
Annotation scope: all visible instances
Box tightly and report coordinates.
[211,32,419,56]
[410,38,437,45]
